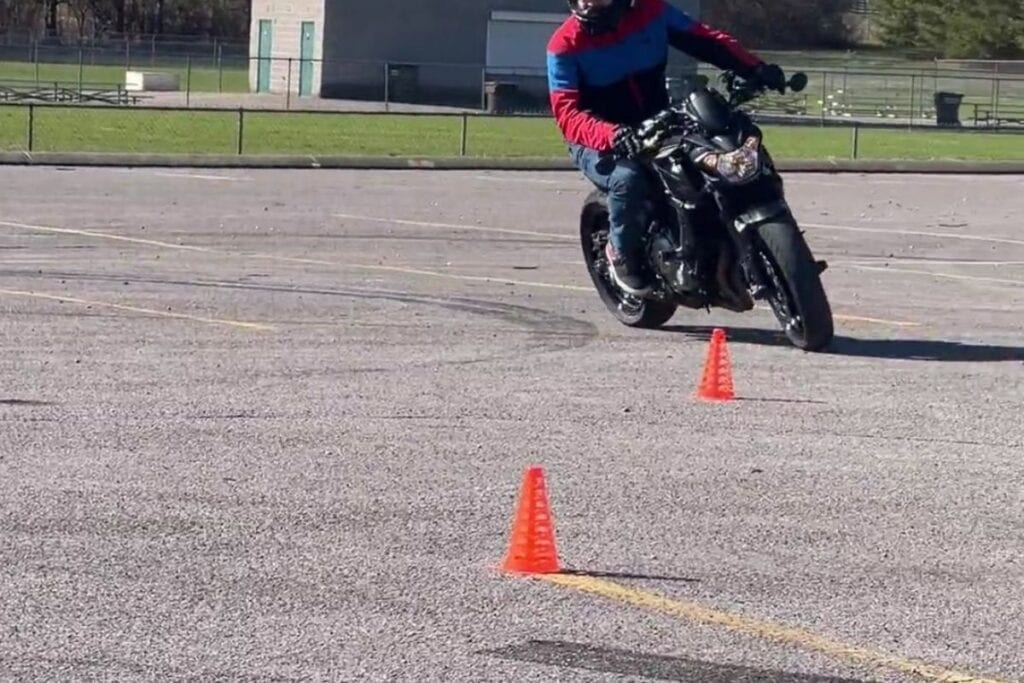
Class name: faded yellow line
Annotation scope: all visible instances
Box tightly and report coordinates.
[754,305,920,328]
[539,574,1015,683]
[333,212,574,241]
[0,219,917,327]
[0,288,275,332]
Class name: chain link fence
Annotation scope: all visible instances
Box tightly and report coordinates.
[2,51,1024,129]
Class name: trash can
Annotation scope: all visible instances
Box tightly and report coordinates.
[934,91,964,127]
[485,81,517,114]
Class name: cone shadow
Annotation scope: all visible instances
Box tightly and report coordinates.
[662,324,1024,363]
[480,639,876,682]
[560,568,701,584]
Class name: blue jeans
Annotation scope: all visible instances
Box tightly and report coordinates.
[569,143,650,260]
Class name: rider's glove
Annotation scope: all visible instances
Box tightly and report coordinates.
[611,125,644,159]
[752,63,787,94]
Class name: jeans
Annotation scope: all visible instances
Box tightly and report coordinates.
[569,142,649,260]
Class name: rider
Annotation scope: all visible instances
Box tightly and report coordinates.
[547,0,787,295]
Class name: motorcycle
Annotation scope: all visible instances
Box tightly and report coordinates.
[579,69,834,352]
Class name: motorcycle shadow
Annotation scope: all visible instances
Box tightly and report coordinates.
[661,325,1024,362]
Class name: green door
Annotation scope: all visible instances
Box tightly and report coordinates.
[257,19,273,93]
[299,21,315,97]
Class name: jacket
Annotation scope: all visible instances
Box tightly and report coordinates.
[546,0,763,151]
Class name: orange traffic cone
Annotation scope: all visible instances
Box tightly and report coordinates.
[696,328,736,401]
[501,466,561,574]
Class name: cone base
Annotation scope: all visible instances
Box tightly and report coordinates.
[501,557,561,574]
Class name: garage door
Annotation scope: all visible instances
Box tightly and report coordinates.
[485,11,564,76]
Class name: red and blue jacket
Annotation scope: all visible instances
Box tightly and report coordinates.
[547,0,762,151]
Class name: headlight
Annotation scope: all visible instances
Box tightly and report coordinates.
[698,136,762,184]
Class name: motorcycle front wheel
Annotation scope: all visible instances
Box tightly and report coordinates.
[753,220,834,351]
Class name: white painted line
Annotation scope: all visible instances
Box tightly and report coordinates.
[472,175,570,186]
[333,212,573,241]
[150,172,251,182]
[0,220,214,253]
[853,265,1024,288]
[805,222,1024,248]
[835,258,1024,267]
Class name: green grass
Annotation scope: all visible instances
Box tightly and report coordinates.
[0,60,249,93]
[0,105,1022,161]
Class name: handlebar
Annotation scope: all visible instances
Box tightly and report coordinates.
[624,68,808,159]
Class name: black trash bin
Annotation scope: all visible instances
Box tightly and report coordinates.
[934,91,964,127]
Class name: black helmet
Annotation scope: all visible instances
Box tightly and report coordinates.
[567,0,634,34]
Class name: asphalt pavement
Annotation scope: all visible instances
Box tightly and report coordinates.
[0,166,1021,682]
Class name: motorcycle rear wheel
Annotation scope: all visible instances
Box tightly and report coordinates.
[580,190,677,329]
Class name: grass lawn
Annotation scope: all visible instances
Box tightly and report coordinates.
[0,60,249,93]
[0,105,1022,161]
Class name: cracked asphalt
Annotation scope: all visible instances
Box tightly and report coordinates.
[0,166,1022,683]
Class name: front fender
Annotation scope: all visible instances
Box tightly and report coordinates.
[733,199,792,234]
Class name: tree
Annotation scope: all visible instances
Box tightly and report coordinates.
[875,0,1024,58]
[703,0,855,49]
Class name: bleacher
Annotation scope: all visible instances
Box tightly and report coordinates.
[0,78,143,105]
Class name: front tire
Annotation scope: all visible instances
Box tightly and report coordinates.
[580,190,677,329]
[754,221,834,351]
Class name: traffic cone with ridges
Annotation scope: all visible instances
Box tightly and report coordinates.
[696,327,736,402]
[501,466,561,574]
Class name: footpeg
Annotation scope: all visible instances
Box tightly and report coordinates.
[816,260,829,274]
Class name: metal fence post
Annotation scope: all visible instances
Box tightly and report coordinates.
[909,74,915,128]
[26,104,34,152]
[460,113,468,156]
[237,108,245,155]
[287,58,293,110]
[384,61,390,112]
[850,123,859,160]
[186,55,192,107]
[819,72,827,126]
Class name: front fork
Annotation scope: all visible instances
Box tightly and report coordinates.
[724,198,793,299]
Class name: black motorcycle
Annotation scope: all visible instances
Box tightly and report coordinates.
[579,69,834,352]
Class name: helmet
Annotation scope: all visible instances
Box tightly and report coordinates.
[567,0,634,34]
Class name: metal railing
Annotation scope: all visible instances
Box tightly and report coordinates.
[1,102,1022,162]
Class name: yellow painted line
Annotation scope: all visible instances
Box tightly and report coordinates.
[333,212,574,241]
[753,304,918,328]
[351,263,594,292]
[0,288,275,332]
[854,266,1024,288]
[0,219,918,327]
[539,574,1016,683]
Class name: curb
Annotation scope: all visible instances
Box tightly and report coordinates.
[2,151,1023,174]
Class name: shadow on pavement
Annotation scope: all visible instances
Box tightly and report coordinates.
[560,568,701,584]
[479,640,876,682]
[661,325,1024,362]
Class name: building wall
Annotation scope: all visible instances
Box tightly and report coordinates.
[248,0,326,96]
[318,0,702,107]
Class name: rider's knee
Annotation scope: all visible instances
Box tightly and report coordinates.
[608,160,647,197]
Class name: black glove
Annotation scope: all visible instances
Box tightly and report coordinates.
[752,63,787,94]
[611,125,644,159]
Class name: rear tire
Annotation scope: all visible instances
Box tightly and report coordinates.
[580,190,677,329]
[754,221,834,351]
